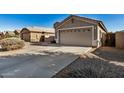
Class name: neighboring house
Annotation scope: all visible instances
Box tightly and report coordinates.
[54,15,107,47]
[20,27,55,42]
[4,31,15,38]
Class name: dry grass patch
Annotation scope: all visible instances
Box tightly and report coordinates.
[0,37,25,51]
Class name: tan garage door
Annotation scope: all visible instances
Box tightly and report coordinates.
[60,29,92,46]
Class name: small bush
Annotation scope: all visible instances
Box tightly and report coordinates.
[0,38,25,51]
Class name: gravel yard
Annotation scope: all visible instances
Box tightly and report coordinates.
[93,47,124,62]
[54,47,124,78]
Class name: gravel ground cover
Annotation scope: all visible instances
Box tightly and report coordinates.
[53,47,124,78]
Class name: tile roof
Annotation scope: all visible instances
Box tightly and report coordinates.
[22,26,55,33]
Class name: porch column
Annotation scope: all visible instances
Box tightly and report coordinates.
[92,26,94,47]
[56,30,60,44]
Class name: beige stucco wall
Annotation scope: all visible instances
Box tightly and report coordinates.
[57,18,94,29]
[55,18,95,39]
[44,33,55,42]
[22,33,30,42]
[21,29,55,43]
[45,36,54,42]
[116,32,124,49]
[30,32,42,42]
[30,32,55,42]
[97,26,107,47]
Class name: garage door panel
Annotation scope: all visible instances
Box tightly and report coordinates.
[60,29,92,46]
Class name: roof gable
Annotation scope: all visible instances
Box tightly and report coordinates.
[55,15,107,32]
[56,17,95,29]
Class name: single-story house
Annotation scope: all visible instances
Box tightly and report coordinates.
[54,15,107,47]
[20,27,55,42]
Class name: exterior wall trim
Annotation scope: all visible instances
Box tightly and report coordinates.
[91,26,94,47]
[57,26,94,31]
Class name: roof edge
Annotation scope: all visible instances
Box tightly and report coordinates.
[54,15,108,32]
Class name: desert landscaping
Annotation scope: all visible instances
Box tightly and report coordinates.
[0,15,124,78]
[0,40,124,78]
[54,47,124,78]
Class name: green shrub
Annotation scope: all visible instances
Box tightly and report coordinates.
[0,37,25,51]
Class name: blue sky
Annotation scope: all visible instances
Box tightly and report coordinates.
[0,14,124,32]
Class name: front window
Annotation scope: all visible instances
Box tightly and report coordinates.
[36,34,38,39]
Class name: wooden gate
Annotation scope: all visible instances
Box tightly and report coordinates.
[105,33,115,47]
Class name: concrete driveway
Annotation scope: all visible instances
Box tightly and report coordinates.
[0,43,91,78]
